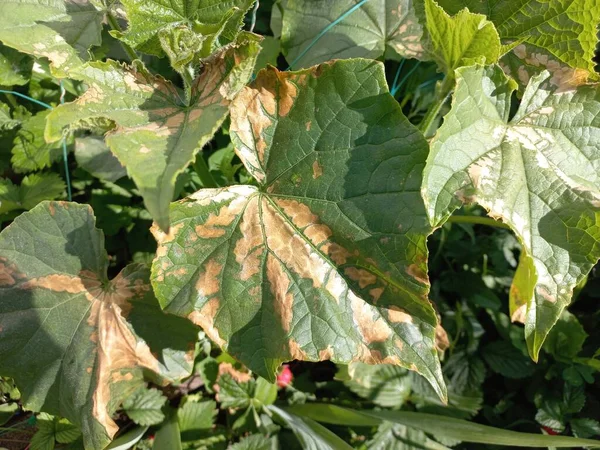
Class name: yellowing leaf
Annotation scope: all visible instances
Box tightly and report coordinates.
[45,34,261,231]
[151,59,447,401]
[422,64,600,359]
[0,202,199,449]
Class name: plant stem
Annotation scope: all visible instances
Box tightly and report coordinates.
[447,215,510,230]
[193,155,219,188]
[419,76,453,138]
[106,10,138,61]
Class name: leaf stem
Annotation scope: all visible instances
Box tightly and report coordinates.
[447,215,510,230]
[193,155,219,188]
[419,76,453,138]
[106,10,139,61]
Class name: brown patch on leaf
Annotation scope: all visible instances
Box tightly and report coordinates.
[435,325,449,352]
[189,298,225,347]
[267,254,294,333]
[312,160,323,179]
[345,267,377,288]
[536,285,556,303]
[288,338,308,360]
[195,260,223,298]
[234,196,264,281]
[388,306,413,324]
[406,264,428,285]
[319,346,334,360]
[369,287,384,303]
[350,294,392,343]
[195,190,249,239]
[218,362,252,383]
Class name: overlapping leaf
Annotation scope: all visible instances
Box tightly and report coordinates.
[422,64,600,359]
[0,0,105,77]
[0,173,65,214]
[46,34,260,231]
[116,0,254,56]
[0,45,32,86]
[278,0,426,69]
[12,111,65,173]
[434,0,600,89]
[0,202,199,449]
[151,59,446,400]
[421,0,500,75]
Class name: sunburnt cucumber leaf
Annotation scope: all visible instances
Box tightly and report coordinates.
[278,0,426,69]
[422,64,600,360]
[116,0,255,57]
[0,0,105,77]
[0,201,199,449]
[151,59,447,400]
[45,34,261,231]
[433,0,600,89]
[422,0,501,76]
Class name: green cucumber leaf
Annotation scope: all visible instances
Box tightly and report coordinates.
[0,45,32,86]
[422,0,501,75]
[434,0,600,89]
[279,0,426,69]
[116,0,254,57]
[0,201,199,449]
[122,387,167,426]
[0,173,65,214]
[0,0,105,77]
[151,59,446,400]
[46,34,260,231]
[12,111,65,173]
[422,64,600,360]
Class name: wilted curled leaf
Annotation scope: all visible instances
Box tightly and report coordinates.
[0,202,198,450]
[151,59,447,401]
[45,33,261,231]
[422,64,600,360]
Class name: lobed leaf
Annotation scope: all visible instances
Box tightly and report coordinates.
[422,64,600,359]
[46,34,260,231]
[279,0,426,69]
[0,173,65,215]
[151,59,446,400]
[0,201,199,449]
[434,0,600,89]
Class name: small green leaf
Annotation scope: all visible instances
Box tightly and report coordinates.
[178,398,217,434]
[345,363,411,408]
[422,64,600,359]
[0,103,19,131]
[122,387,167,426]
[422,0,501,75]
[217,374,254,409]
[151,59,446,399]
[543,310,588,360]
[75,137,127,182]
[0,45,32,86]
[0,0,104,77]
[105,426,149,450]
[0,173,65,214]
[46,35,260,231]
[30,414,81,450]
[0,403,18,426]
[229,434,276,450]
[535,399,566,432]
[12,111,64,173]
[152,409,182,450]
[482,341,534,379]
[571,418,600,439]
[0,202,199,449]
[279,0,426,68]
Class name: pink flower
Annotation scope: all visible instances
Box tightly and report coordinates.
[277,365,293,388]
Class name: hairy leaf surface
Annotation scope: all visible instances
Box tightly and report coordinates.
[117,0,254,56]
[279,0,426,68]
[0,0,104,77]
[46,35,260,231]
[434,0,600,88]
[422,64,600,359]
[151,59,446,399]
[0,202,198,449]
